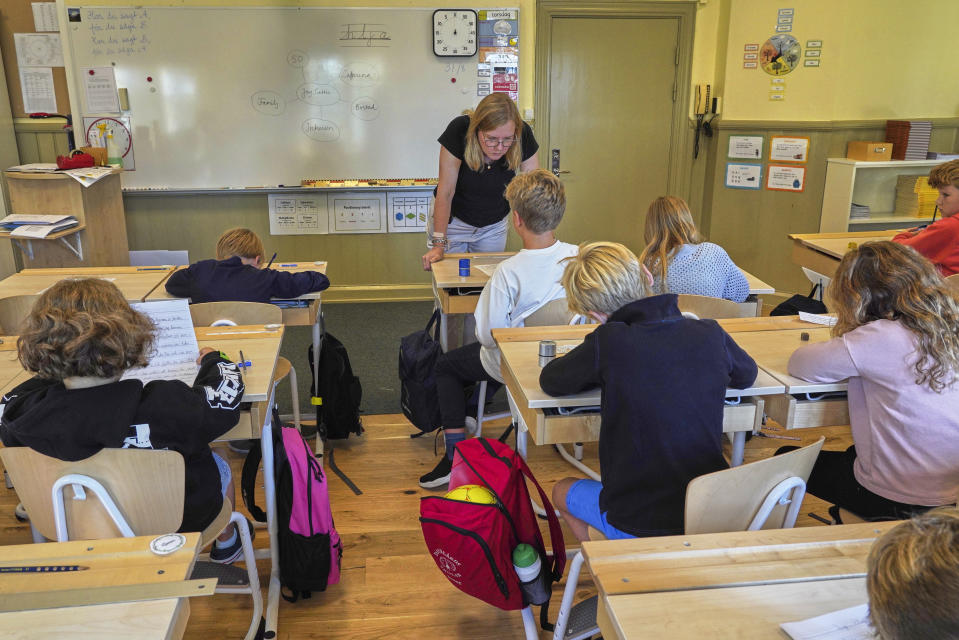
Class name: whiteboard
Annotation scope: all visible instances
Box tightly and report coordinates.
[62,6,493,189]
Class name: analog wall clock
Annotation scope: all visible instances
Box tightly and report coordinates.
[432,10,478,57]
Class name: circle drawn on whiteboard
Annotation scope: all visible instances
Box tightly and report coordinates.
[302,118,340,141]
[297,83,339,106]
[351,96,380,121]
[493,20,512,35]
[250,90,286,115]
[760,34,801,76]
[339,63,380,87]
[85,117,132,157]
[287,50,307,68]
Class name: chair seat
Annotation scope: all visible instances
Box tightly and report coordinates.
[200,498,234,547]
[273,356,291,384]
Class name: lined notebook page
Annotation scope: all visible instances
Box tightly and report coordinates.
[780,603,874,640]
[122,299,200,386]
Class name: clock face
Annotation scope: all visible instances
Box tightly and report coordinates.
[433,10,477,57]
[85,117,132,156]
[760,34,801,76]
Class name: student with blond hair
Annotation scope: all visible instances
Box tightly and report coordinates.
[165,227,329,302]
[640,195,749,302]
[892,158,959,276]
[867,508,959,639]
[422,93,540,270]
[418,170,576,489]
[541,241,757,540]
[786,241,959,521]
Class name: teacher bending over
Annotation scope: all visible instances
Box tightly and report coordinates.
[422,92,539,270]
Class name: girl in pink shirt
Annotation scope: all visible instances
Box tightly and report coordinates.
[785,242,959,520]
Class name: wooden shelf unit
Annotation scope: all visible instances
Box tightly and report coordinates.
[2,169,129,267]
[820,158,940,232]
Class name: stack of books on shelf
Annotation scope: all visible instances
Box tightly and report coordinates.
[0,214,79,238]
[849,203,871,220]
[894,175,938,218]
[885,120,932,160]
[927,151,959,161]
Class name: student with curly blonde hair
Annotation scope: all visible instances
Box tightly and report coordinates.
[1,278,250,562]
[867,508,959,639]
[786,242,959,520]
[639,196,749,302]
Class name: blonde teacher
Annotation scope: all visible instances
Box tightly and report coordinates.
[422,92,540,270]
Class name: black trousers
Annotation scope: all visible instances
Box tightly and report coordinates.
[434,342,499,430]
[787,445,932,520]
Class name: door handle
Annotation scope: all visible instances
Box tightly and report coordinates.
[550,149,570,178]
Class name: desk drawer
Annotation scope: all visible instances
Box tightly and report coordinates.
[723,398,763,432]
[437,287,480,315]
[765,394,849,429]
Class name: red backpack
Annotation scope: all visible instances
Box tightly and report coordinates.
[420,438,566,623]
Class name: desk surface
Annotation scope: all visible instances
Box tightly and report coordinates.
[145,261,328,301]
[0,267,176,303]
[432,253,775,295]
[497,330,786,411]
[584,522,897,640]
[730,327,846,394]
[789,231,899,259]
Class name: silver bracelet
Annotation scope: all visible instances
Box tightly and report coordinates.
[430,238,448,249]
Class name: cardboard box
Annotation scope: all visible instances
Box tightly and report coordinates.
[846,141,893,162]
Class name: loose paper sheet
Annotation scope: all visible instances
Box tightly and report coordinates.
[18,67,56,113]
[780,603,874,640]
[799,311,838,326]
[123,299,200,387]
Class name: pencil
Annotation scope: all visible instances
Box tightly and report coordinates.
[238,350,246,370]
[266,252,277,269]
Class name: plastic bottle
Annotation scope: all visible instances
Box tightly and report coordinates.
[106,132,122,167]
[512,543,550,605]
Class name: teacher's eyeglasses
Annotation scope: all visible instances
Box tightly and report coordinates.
[480,133,516,149]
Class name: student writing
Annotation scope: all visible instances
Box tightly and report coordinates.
[892,159,959,276]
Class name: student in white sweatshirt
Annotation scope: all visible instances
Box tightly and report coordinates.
[418,169,577,489]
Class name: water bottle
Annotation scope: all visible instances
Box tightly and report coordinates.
[512,543,550,605]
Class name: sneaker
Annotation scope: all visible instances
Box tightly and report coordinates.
[14,502,28,522]
[464,416,479,437]
[210,518,255,564]
[419,456,453,489]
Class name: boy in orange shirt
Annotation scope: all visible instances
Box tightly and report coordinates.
[892,159,959,276]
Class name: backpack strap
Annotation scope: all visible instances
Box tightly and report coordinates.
[240,441,268,523]
[425,308,441,341]
[515,456,567,582]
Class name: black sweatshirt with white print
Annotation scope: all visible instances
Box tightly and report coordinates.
[0,351,244,533]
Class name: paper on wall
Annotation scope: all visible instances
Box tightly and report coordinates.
[14,33,63,67]
[32,3,59,32]
[81,67,121,113]
[18,67,56,113]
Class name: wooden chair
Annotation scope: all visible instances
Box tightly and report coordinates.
[0,447,262,640]
[0,294,39,335]
[946,273,959,295]
[188,301,300,435]
[677,294,748,320]
[552,438,826,640]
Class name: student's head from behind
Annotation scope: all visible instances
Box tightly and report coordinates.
[464,92,525,172]
[640,196,703,287]
[867,507,959,640]
[505,169,566,235]
[928,159,959,217]
[561,241,653,321]
[829,241,959,392]
[17,278,155,381]
[216,227,264,265]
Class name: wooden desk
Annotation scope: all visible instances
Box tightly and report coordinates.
[495,327,786,466]
[0,533,210,639]
[731,327,850,429]
[582,522,897,640]
[789,230,900,277]
[0,267,176,303]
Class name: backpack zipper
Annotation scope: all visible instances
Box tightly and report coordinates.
[420,516,510,599]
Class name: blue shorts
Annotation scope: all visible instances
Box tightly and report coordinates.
[212,452,232,498]
[565,479,635,540]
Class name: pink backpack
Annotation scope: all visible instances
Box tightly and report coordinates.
[420,438,566,622]
[242,421,341,601]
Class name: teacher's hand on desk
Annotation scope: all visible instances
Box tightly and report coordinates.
[422,245,445,271]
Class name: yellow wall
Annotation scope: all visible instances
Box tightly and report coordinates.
[721,0,959,121]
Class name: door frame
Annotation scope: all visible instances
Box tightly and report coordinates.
[534,0,697,201]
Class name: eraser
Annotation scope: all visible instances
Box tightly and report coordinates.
[800,332,810,341]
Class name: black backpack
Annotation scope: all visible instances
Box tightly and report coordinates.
[770,283,828,316]
[308,332,363,440]
[398,309,443,434]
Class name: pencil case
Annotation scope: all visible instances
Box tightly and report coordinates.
[56,150,95,170]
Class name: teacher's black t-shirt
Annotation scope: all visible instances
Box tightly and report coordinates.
[437,114,538,228]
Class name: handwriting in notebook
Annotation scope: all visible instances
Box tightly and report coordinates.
[122,299,200,386]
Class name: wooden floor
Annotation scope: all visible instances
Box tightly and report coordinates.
[0,414,854,639]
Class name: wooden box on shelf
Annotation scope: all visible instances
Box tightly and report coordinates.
[2,169,129,267]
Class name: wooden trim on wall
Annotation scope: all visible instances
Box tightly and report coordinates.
[712,117,959,132]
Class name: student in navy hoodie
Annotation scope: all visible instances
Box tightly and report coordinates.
[0,278,249,563]
[540,242,758,541]
[165,227,330,302]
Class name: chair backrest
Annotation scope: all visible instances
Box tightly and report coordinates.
[676,294,747,320]
[524,297,575,327]
[188,301,282,326]
[0,294,40,334]
[684,437,824,534]
[0,447,185,541]
[946,273,959,295]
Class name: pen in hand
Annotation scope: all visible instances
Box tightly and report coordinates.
[265,252,277,269]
